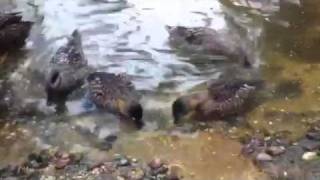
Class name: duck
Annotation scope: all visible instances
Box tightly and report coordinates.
[166,26,252,67]
[0,12,32,52]
[85,72,143,128]
[172,78,263,124]
[45,30,90,109]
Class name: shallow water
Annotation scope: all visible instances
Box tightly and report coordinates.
[0,0,320,179]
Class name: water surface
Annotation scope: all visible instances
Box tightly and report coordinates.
[1,0,320,179]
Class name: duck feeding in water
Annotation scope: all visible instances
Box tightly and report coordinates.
[172,78,263,124]
[85,72,144,129]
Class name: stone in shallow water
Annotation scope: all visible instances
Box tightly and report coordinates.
[302,152,318,161]
[299,139,320,151]
[266,146,286,156]
[256,153,273,162]
[148,158,164,170]
[306,131,320,141]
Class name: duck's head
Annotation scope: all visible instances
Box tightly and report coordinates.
[125,101,144,129]
[172,92,209,124]
[166,26,194,45]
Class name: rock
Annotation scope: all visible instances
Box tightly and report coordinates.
[128,168,144,180]
[241,137,265,155]
[119,158,130,166]
[153,165,169,175]
[306,131,320,141]
[148,158,164,170]
[0,150,176,180]
[131,158,138,163]
[302,152,318,161]
[299,139,320,151]
[54,152,72,169]
[266,146,286,156]
[256,153,273,162]
[117,176,125,180]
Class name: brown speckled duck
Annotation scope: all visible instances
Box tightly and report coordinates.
[86,72,143,128]
[46,30,89,108]
[167,26,252,67]
[0,12,32,52]
[172,79,263,124]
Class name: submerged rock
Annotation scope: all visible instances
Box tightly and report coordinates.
[302,152,317,161]
[256,152,273,162]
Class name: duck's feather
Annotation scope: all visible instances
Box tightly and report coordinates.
[87,72,138,110]
[51,30,87,67]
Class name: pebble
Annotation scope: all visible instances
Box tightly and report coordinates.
[256,153,273,161]
[306,131,320,141]
[266,146,286,156]
[299,139,320,151]
[119,159,130,166]
[129,168,144,180]
[54,152,72,169]
[117,176,125,180]
[302,151,318,161]
[149,158,163,169]
[131,158,138,163]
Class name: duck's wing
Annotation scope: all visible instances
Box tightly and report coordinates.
[207,79,259,102]
[51,30,87,67]
[198,80,257,116]
[87,72,136,109]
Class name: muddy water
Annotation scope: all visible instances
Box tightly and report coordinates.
[0,0,320,179]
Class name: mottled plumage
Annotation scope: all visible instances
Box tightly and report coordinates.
[50,30,87,67]
[199,80,257,117]
[86,72,143,128]
[0,12,32,52]
[172,79,261,123]
[46,30,89,108]
[167,26,251,67]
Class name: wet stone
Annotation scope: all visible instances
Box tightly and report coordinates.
[266,146,286,156]
[128,168,144,180]
[256,153,273,162]
[302,152,318,161]
[299,139,320,151]
[118,158,130,166]
[53,152,73,169]
[148,158,164,170]
[306,131,320,141]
